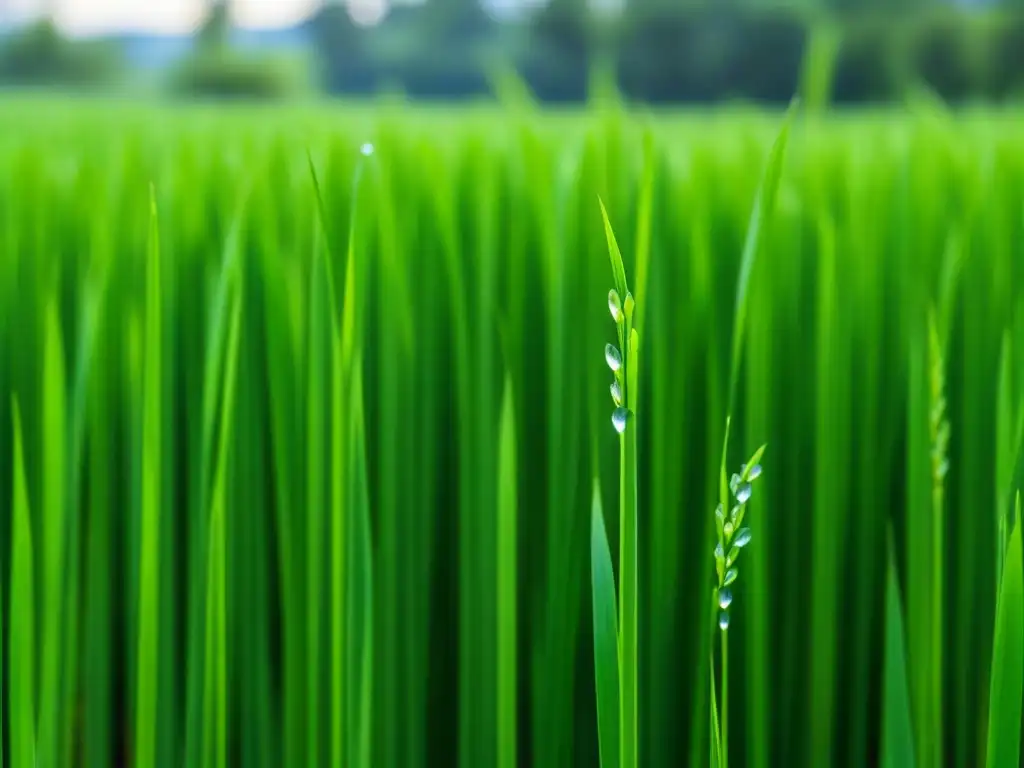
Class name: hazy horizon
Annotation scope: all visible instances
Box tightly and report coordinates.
[3,0,322,36]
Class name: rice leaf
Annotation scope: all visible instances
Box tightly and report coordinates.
[497,377,518,768]
[727,99,797,415]
[599,196,629,301]
[985,494,1024,768]
[135,187,163,768]
[9,397,36,768]
[201,270,243,768]
[186,201,244,767]
[881,535,916,768]
[346,353,374,768]
[38,295,67,766]
[591,480,620,768]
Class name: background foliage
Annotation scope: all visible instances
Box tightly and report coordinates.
[0,98,1021,766]
[6,3,1024,103]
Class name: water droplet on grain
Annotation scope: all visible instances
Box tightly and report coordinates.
[610,380,623,406]
[718,588,733,610]
[609,289,623,323]
[714,543,724,560]
[612,407,630,434]
[734,528,752,548]
[360,142,374,156]
[724,568,738,586]
[605,344,622,372]
[715,504,725,523]
[730,505,741,524]
[719,611,730,631]
[736,483,752,504]
[730,473,741,494]
[748,463,762,480]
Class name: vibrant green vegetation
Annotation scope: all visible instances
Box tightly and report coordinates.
[0,98,1023,767]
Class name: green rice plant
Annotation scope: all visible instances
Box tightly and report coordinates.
[1,96,1024,768]
[710,100,795,768]
[595,197,640,768]
[711,443,765,768]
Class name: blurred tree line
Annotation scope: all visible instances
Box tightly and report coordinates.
[4,0,1024,104]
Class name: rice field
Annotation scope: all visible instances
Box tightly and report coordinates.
[1,96,1023,767]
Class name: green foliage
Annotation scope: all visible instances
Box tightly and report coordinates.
[0,20,120,87]
[591,482,620,768]
[986,496,1024,768]
[882,536,916,768]
[168,49,311,100]
[0,99,1021,768]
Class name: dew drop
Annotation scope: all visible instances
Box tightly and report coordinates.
[733,528,752,548]
[609,289,623,323]
[715,504,725,523]
[714,542,724,560]
[730,505,741,524]
[735,483,752,504]
[747,463,762,480]
[360,142,375,156]
[612,407,630,434]
[729,473,741,494]
[605,343,622,372]
[718,588,733,610]
[610,379,623,406]
[724,568,738,586]
[719,611,730,631]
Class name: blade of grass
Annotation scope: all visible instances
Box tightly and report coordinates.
[726,98,797,416]
[882,533,916,768]
[346,353,373,768]
[38,295,67,767]
[135,187,162,768]
[808,212,844,767]
[9,397,36,768]
[201,273,243,768]
[259,220,304,768]
[497,377,518,768]
[985,493,1024,768]
[710,650,721,768]
[591,479,620,768]
[84,282,114,768]
[306,220,334,767]
[61,262,107,768]
[185,206,244,767]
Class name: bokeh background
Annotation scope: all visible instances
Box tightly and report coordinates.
[1,3,1024,768]
[1,0,1024,105]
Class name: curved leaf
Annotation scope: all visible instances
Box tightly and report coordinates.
[591,481,620,768]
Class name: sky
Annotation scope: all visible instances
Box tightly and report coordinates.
[4,0,323,35]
